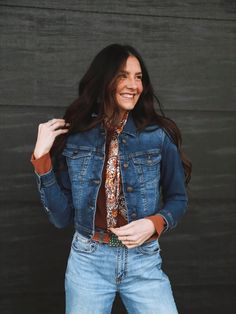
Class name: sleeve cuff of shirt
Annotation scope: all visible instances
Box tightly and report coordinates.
[30,152,52,175]
[144,215,167,238]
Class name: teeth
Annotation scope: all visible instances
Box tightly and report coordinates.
[120,94,135,99]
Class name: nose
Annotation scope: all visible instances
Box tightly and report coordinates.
[126,76,138,89]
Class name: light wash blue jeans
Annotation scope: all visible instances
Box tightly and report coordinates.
[65,231,178,314]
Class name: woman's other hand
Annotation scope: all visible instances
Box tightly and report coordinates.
[109,218,156,248]
[33,119,69,159]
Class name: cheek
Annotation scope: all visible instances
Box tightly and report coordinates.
[116,81,124,94]
[137,82,143,94]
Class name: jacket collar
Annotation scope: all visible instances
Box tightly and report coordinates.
[96,111,137,137]
[122,112,137,137]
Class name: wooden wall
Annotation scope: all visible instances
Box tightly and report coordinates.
[0,1,235,313]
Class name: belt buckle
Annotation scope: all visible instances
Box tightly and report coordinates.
[108,233,125,247]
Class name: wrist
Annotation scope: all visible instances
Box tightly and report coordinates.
[33,148,49,159]
[145,218,156,235]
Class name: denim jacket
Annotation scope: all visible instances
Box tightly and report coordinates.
[34,113,188,238]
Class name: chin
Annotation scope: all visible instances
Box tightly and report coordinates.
[119,105,135,112]
[118,101,138,111]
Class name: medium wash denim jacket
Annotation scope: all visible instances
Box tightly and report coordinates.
[34,114,188,238]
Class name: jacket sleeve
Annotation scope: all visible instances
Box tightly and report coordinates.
[32,152,74,229]
[157,131,188,231]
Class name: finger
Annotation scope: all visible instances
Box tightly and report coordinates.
[124,242,139,249]
[110,228,133,237]
[48,118,65,123]
[49,120,68,130]
[38,123,45,130]
[53,128,69,137]
[109,223,134,234]
[122,240,137,246]
[119,235,138,242]
[126,244,137,249]
[125,239,146,248]
[47,118,66,126]
[115,222,135,231]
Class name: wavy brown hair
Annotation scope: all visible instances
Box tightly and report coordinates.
[52,44,192,185]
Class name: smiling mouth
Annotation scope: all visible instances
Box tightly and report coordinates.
[120,93,136,99]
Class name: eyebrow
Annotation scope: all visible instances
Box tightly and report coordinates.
[119,70,142,75]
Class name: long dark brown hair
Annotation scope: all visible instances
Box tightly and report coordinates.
[52,44,192,185]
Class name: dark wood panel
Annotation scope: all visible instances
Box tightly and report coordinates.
[175,284,236,314]
[1,0,236,20]
[170,110,236,200]
[0,6,235,111]
[0,2,235,313]
[163,199,236,286]
[0,106,235,201]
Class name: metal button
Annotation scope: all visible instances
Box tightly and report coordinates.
[127,186,133,192]
[131,212,136,219]
[123,163,129,168]
[93,180,100,185]
[122,138,127,144]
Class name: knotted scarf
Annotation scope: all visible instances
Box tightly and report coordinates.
[104,112,129,229]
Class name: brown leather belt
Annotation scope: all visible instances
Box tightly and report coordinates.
[92,231,157,247]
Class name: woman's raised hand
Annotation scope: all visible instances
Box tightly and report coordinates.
[33,118,69,159]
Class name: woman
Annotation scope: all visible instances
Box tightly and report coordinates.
[31,44,192,314]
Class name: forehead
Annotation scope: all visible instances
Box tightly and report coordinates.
[122,56,142,72]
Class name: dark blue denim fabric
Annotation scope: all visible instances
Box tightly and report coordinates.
[34,113,188,237]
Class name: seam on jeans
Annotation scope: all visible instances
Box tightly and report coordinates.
[124,247,128,279]
[116,248,122,285]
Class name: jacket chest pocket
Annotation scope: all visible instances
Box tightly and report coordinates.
[131,150,161,183]
[62,146,93,181]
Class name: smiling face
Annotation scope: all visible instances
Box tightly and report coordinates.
[115,56,143,118]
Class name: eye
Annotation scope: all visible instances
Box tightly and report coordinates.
[136,75,142,80]
[118,73,127,79]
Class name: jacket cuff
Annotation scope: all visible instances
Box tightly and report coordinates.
[31,152,52,175]
[34,168,57,189]
[144,215,167,238]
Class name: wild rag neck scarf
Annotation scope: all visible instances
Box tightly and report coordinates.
[104,112,129,229]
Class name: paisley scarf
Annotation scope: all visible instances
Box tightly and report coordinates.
[104,112,129,229]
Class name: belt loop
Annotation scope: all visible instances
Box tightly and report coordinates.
[99,230,105,243]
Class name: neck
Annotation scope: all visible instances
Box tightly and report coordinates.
[104,111,129,131]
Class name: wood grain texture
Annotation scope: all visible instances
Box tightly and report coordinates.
[0,1,235,313]
[0,5,235,111]
[1,0,236,20]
